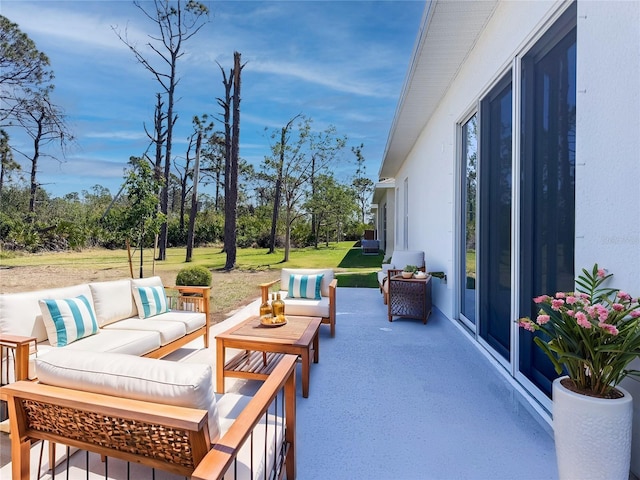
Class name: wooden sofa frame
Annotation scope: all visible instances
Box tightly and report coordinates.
[260,278,337,337]
[1,354,297,480]
[0,285,211,385]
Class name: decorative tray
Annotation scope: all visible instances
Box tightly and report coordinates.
[260,316,287,327]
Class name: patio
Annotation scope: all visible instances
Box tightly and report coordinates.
[1,285,558,479]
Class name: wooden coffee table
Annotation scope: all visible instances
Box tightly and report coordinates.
[216,315,321,398]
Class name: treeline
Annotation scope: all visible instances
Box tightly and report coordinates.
[0,3,375,260]
[0,142,371,253]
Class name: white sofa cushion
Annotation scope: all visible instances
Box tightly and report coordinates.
[276,292,330,318]
[38,295,99,347]
[57,329,161,355]
[0,284,92,341]
[154,310,206,333]
[102,318,186,345]
[377,250,425,285]
[36,349,221,442]
[280,268,334,298]
[89,279,137,326]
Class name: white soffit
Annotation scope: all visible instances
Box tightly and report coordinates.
[379,0,498,179]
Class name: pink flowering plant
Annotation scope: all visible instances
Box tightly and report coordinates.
[518,264,640,398]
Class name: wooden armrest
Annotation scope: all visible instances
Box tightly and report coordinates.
[165,285,211,296]
[164,286,212,348]
[192,354,297,480]
[260,278,280,302]
[0,334,37,384]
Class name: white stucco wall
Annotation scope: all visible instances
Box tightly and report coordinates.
[575,1,640,475]
[395,0,567,317]
[392,0,640,474]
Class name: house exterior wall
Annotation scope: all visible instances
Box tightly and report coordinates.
[575,1,640,473]
[385,0,639,474]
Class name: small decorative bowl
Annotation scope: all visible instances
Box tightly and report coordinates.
[414,272,427,279]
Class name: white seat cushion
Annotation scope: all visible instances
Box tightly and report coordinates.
[36,349,221,442]
[55,328,161,356]
[102,318,186,345]
[277,291,330,318]
[154,310,206,333]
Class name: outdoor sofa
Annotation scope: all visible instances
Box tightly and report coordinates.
[1,349,297,479]
[0,276,211,385]
[260,268,337,337]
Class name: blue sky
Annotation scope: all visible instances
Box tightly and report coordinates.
[3,1,424,198]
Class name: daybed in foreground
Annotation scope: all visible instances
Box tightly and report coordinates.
[1,349,297,480]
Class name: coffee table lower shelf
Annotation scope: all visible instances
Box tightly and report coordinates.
[224,351,286,380]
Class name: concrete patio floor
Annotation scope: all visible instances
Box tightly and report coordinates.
[295,286,557,480]
[1,286,559,479]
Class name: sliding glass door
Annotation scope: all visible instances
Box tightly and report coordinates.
[478,74,513,362]
[519,14,577,396]
[460,114,478,329]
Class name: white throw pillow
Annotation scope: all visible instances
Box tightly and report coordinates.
[132,284,170,319]
[36,349,221,441]
[38,295,99,347]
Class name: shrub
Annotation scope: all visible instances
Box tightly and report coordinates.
[175,265,212,286]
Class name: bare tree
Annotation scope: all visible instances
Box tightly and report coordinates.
[11,89,73,219]
[217,52,245,271]
[113,0,209,261]
[186,127,201,262]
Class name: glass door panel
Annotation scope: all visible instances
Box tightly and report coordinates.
[460,114,478,327]
[479,75,512,361]
[519,19,576,396]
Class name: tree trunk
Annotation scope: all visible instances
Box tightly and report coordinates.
[186,132,201,262]
[224,52,242,270]
[219,64,232,255]
[28,109,45,219]
[158,54,178,261]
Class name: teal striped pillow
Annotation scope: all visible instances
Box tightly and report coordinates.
[39,295,99,347]
[288,274,324,300]
[133,285,170,319]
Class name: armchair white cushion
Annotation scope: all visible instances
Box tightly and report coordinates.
[376,250,426,287]
[261,268,338,336]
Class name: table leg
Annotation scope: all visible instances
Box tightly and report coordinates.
[216,338,225,394]
[301,349,310,398]
[313,330,319,364]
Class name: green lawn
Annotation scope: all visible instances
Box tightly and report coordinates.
[1,241,384,287]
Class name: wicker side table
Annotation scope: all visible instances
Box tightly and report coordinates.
[388,275,432,324]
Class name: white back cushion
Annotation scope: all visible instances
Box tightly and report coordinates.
[36,349,221,441]
[89,279,137,326]
[390,251,425,270]
[0,284,92,341]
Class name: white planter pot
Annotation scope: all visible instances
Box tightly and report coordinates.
[553,376,633,480]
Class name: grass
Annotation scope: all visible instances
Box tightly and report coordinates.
[0,241,384,320]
